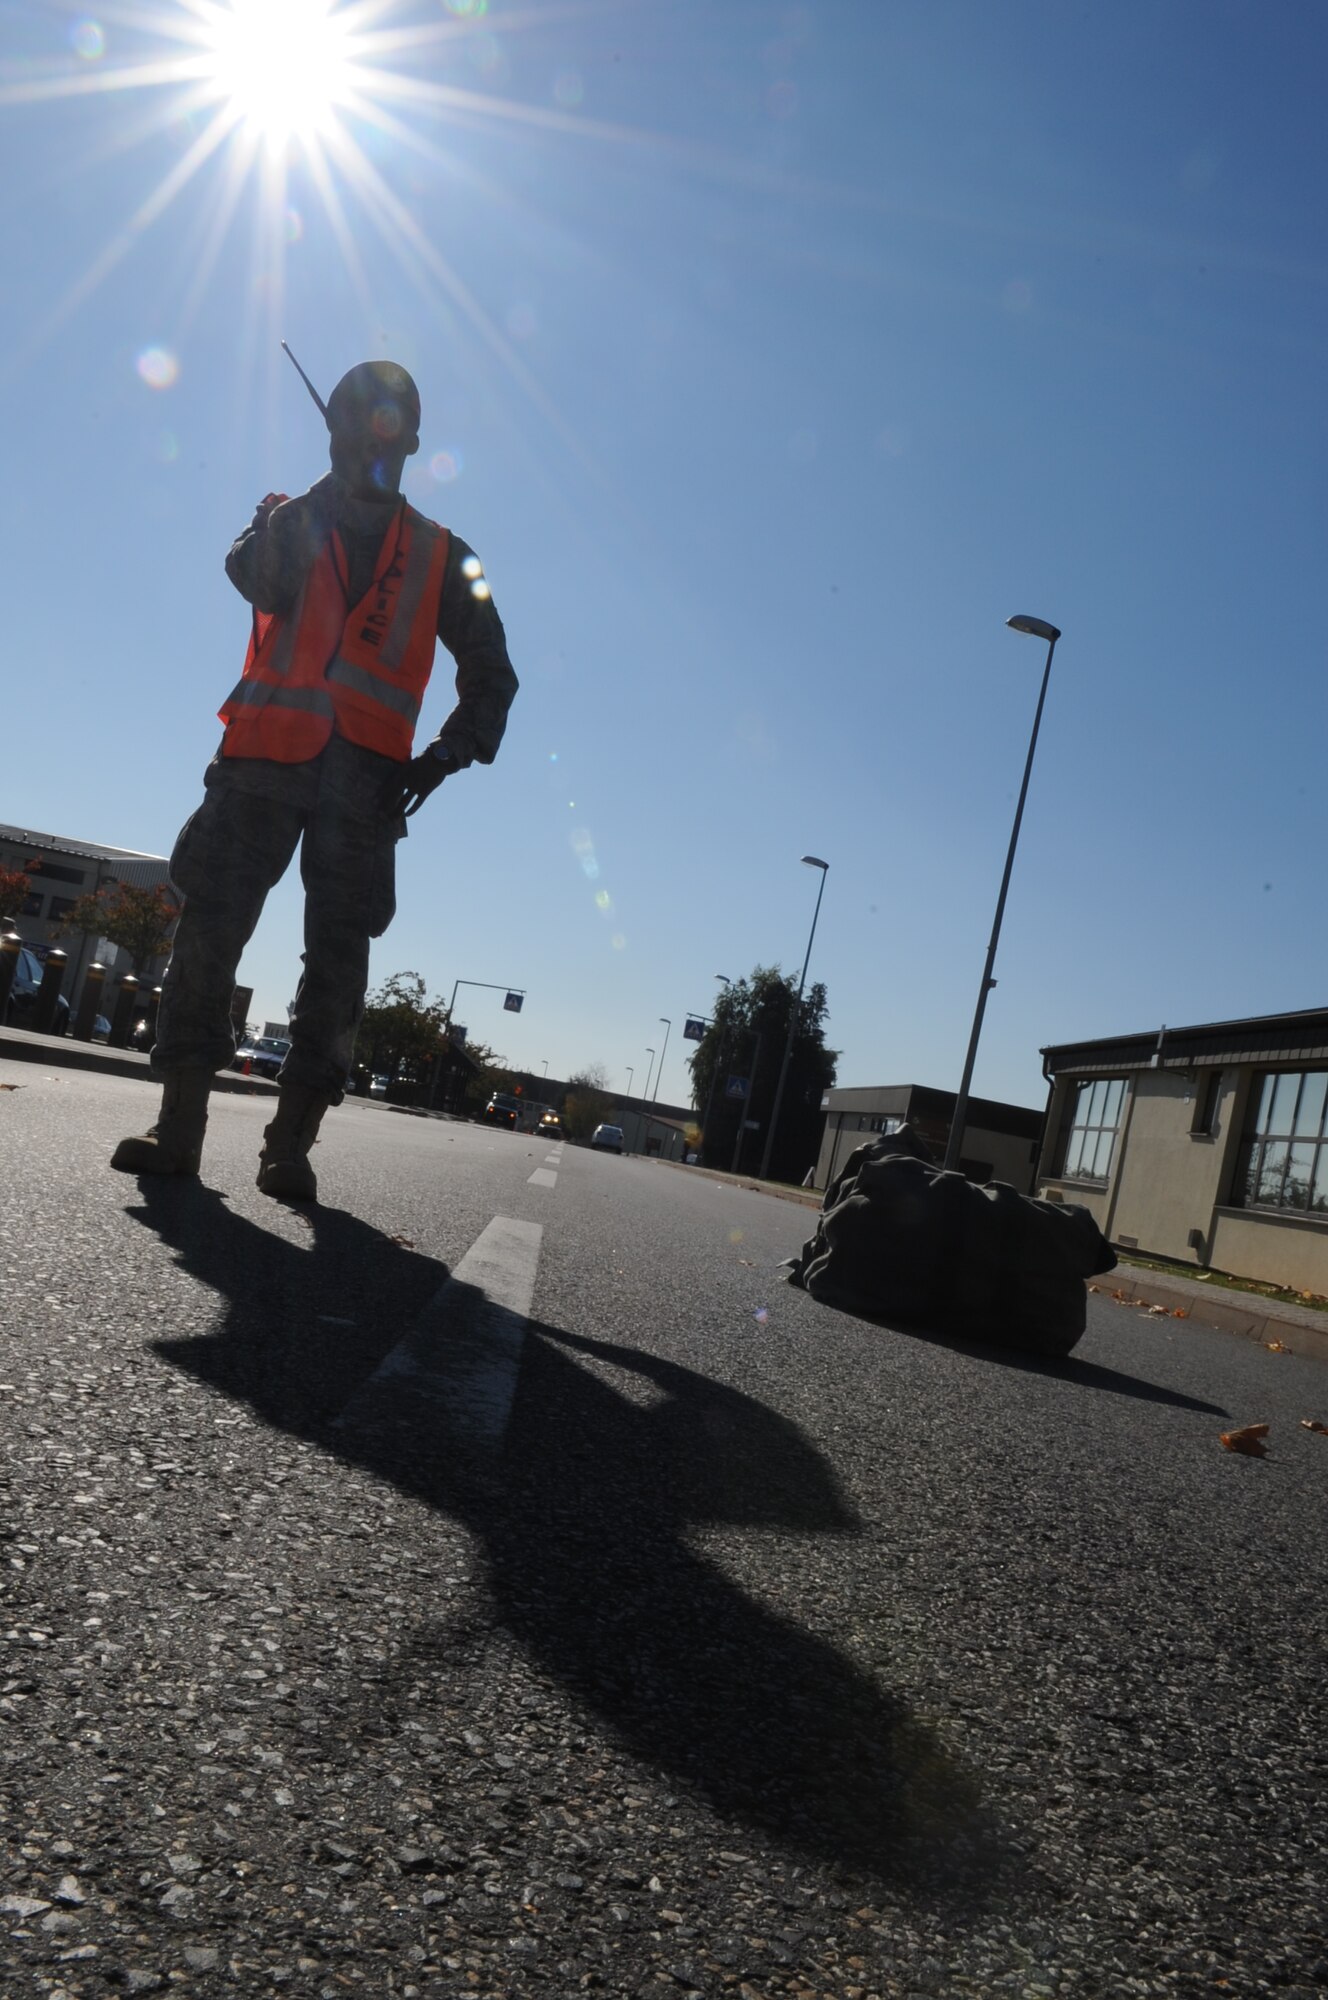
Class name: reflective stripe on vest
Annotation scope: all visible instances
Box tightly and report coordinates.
[219,505,449,765]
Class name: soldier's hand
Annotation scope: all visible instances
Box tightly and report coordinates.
[383,749,457,820]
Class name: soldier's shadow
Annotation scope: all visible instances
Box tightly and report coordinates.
[134,1180,1003,1894]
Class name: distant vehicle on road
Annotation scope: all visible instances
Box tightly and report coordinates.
[3,946,70,1033]
[591,1122,624,1154]
[229,1035,290,1080]
[369,1074,390,1098]
[483,1092,523,1130]
[536,1111,564,1141]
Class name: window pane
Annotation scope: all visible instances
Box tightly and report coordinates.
[1311,1149,1328,1213]
[1104,1078,1125,1126]
[1237,1142,1260,1205]
[1072,1083,1092,1125]
[1065,1128,1085,1176]
[1294,1072,1328,1138]
[1256,1141,1289,1206]
[1253,1074,1276,1132]
[1268,1073,1300,1137]
[1092,1129,1115,1178]
[1087,1079,1105,1127]
[1285,1143,1315,1211]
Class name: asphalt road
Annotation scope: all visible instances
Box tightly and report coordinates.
[2,1058,1325,2000]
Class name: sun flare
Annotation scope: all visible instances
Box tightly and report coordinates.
[201,0,355,147]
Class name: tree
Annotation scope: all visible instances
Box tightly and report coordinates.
[55,880,180,974]
[562,1064,613,1141]
[687,964,838,1182]
[0,857,38,927]
[354,971,450,1083]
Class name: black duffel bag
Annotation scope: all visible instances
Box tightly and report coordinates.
[785,1127,1115,1357]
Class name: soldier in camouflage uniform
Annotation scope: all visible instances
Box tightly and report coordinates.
[112,360,518,1200]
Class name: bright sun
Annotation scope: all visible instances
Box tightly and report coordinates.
[202,0,354,147]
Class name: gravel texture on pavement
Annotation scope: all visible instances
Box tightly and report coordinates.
[1,1063,1325,2000]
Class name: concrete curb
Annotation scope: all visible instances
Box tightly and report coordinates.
[0,1026,278,1097]
[1098,1263,1328,1366]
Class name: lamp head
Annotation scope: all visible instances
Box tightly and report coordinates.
[801,854,829,872]
[1007,615,1061,643]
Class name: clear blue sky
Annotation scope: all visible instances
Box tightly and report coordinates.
[2,1,1324,1111]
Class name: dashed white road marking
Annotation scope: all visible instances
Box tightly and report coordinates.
[528,1167,557,1188]
[544,1152,561,1164]
[335,1216,542,1445]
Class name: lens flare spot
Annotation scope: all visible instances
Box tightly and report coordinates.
[753,1306,770,1324]
[284,206,303,243]
[594,889,612,913]
[136,345,179,390]
[70,19,105,59]
[469,578,491,601]
[460,553,483,579]
[548,751,558,763]
[156,429,179,463]
[553,69,584,108]
[444,0,488,14]
[611,933,626,951]
[728,1229,744,1245]
[429,448,461,483]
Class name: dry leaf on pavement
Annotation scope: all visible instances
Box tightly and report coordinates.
[1220,1424,1270,1457]
[1301,1419,1328,1436]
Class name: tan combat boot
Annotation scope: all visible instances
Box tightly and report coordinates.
[110,1070,212,1176]
[256,1084,332,1202]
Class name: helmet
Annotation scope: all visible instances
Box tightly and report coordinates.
[325,360,421,451]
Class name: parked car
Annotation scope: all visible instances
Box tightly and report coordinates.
[591,1123,624,1154]
[4,946,70,1033]
[230,1035,290,1080]
[483,1092,523,1130]
[536,1111,564,1140]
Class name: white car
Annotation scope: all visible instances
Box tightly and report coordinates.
[591,1123,624,1154]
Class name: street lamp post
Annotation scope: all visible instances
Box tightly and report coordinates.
[942,615,1062,1174]
[540,1059,549,1079]
[643,1047,656,1100]
[759,857,829,1181]
[625,1067,634,1097]
[700,975,733,1158]
[652,1018,671,1102]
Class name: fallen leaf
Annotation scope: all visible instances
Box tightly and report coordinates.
[1220,1424,1270,1457]
[1087,1284,1100,1294]
[0,1083,20,1091]
[1264,1339,1287,1353]
[388,1235,415,1249]
[1146,1304,1168,1316]
[1173,1308,1189,1319]
[1300,1419,1328,1436]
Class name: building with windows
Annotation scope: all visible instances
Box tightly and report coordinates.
[1037,1007,1328,1292]
[814,1083,1044,1194]
[0,821,172,1012]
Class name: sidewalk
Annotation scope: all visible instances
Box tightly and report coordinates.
[0,1023,278,1097]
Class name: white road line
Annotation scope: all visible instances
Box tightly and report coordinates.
[335,1216,542,1446]
[528,1167,557,1188]
[544,1152,561,1164]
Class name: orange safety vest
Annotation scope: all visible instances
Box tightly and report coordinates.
[219,503,450,765]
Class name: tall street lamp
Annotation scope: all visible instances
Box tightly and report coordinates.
[643,1047,656,1099]
[759,856,830,1181]
[701,976,733,1155]
[625,1066,635,1097]
[540,1059,549,1079]
[943,615,1062,1174]
[652,1018,671,1102]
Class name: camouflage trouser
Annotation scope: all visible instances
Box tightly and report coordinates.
[153,740,401,1102]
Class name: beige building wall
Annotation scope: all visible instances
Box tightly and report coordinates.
[1039,1060,1328,1292]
